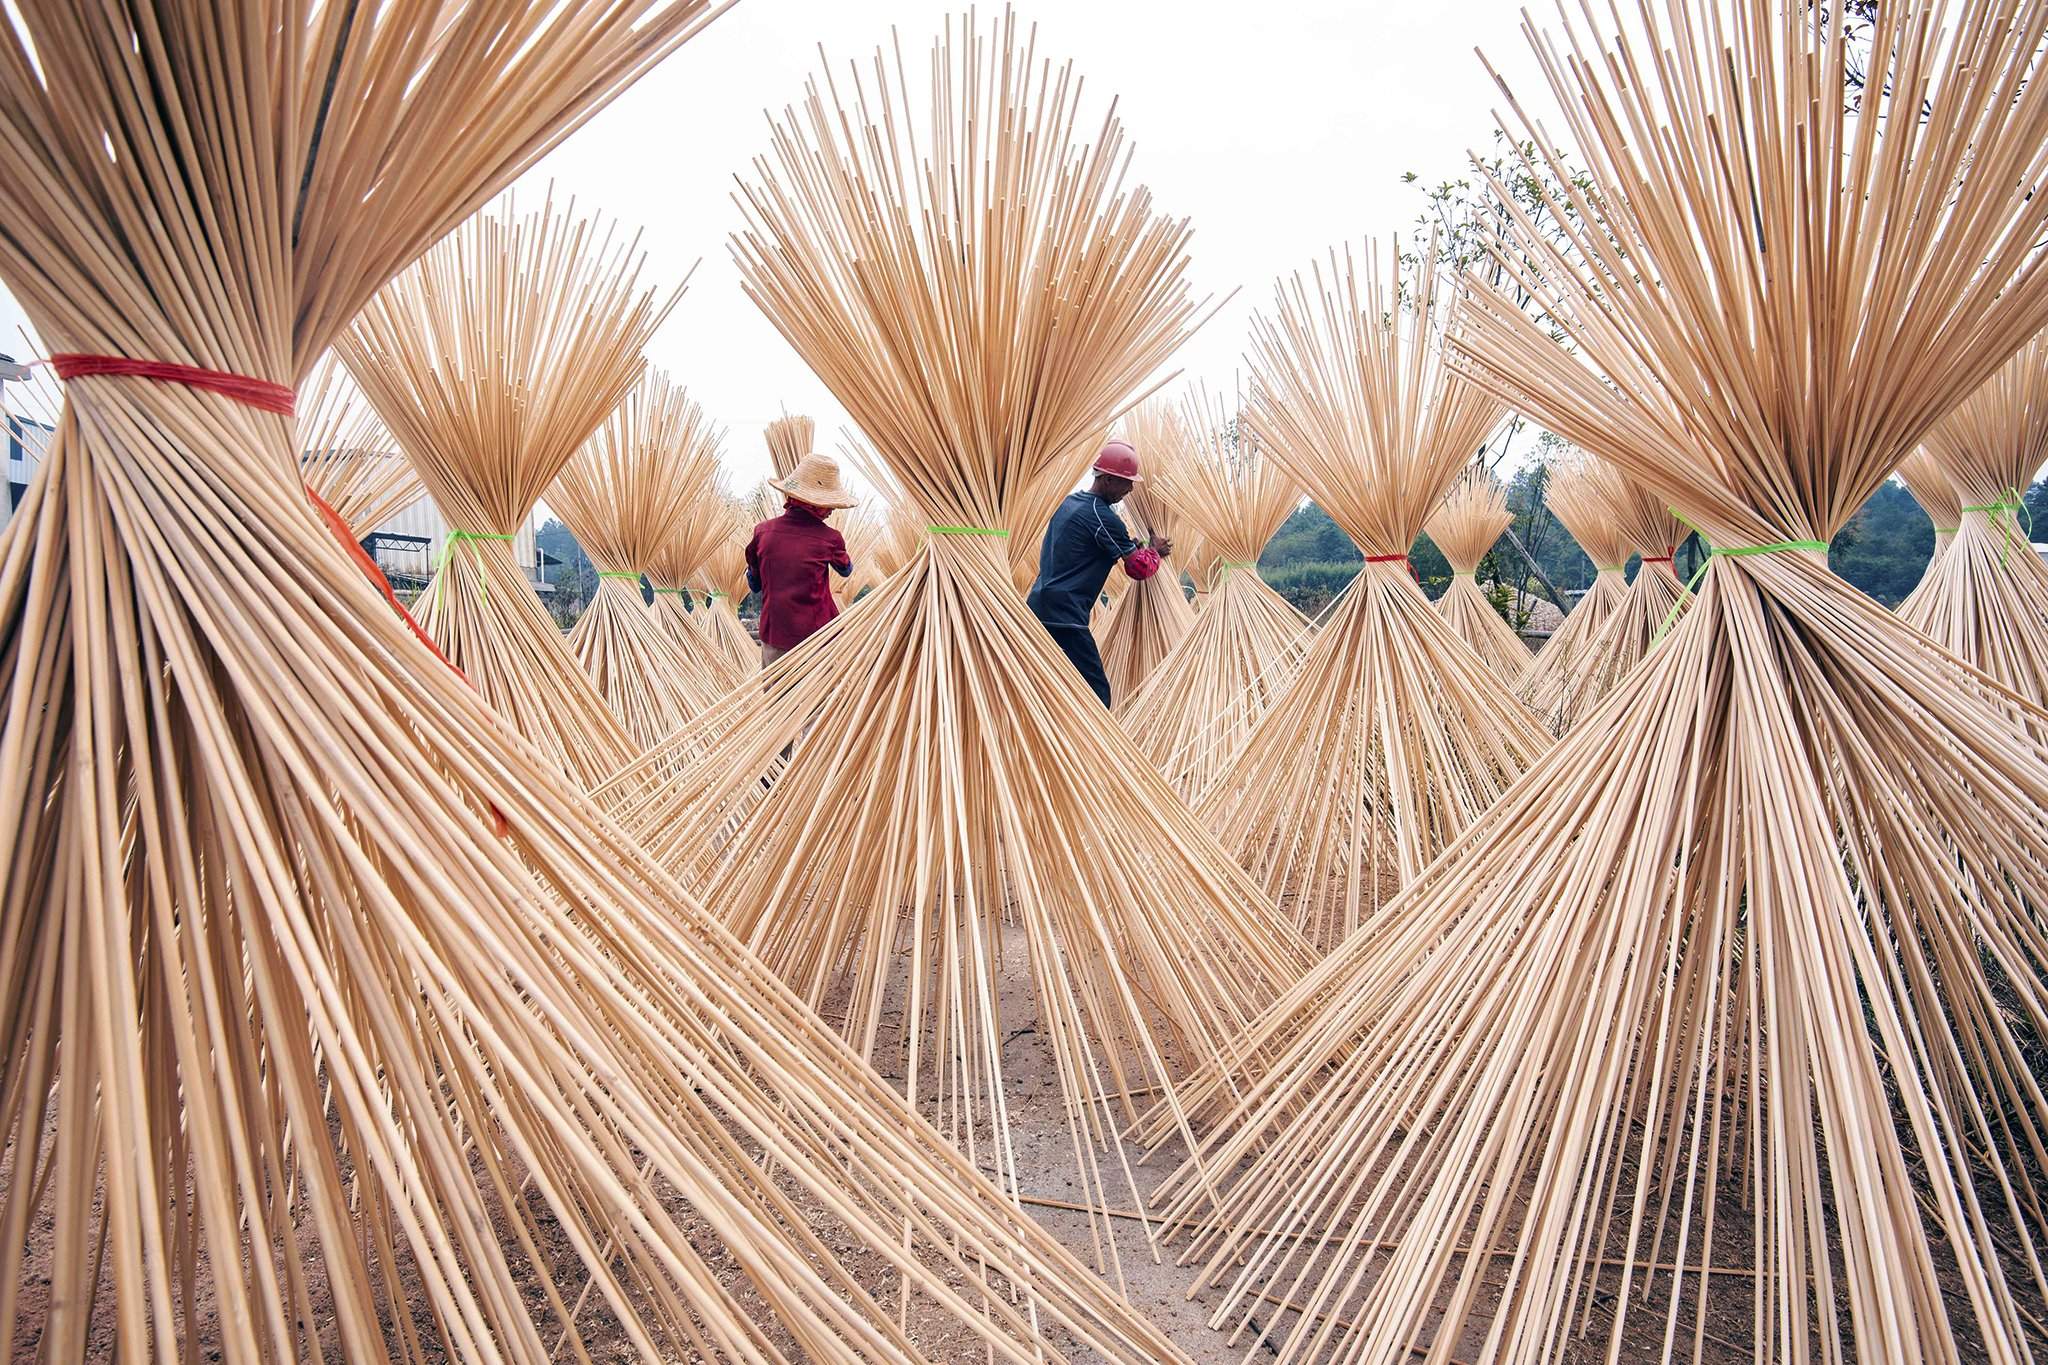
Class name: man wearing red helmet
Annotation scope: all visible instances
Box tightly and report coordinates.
[1026,440,1173,706]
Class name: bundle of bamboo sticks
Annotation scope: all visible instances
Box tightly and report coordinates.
[1899,330,2048,704]
[1544,464,1690,726]
[0,3,1201,1359]
[1518,449,1631,728]
[597,11,1313,1261]
[298,352,423,538]
[1097,402,1197,699]
[337,194,661,787]
[1424,464,1527,681]
[1195,238,1552,951]
[551,371,728,745]
[648,471,750,692]
[1117,385,1312,799]
[1147,3,2048,1360]
[695,496,762,677]
[1896,446,1962,616]
[762,413,813,479]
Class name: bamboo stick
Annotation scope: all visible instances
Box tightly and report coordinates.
[1897,447,1963,616]
[297,352,423,538]
[0,3,1196,1359]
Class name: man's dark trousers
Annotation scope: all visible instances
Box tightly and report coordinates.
[1041,622,1112,707]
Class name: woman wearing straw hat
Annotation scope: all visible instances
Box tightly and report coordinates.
[746,451,860,667]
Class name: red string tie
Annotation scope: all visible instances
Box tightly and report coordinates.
[48,354,296,414]
[1363,552,1419,581]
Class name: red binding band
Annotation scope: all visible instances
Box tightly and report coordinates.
[1364,552,1419,580]
[49,354,296,415]
[1643,553,1676,564]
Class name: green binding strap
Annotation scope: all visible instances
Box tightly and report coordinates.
[703,590,728,599]
[928,525,1010,536]
[433,529,516,608]
[1651,536,1830,646]
[1960,487,2030,566]
[597,571,643,581]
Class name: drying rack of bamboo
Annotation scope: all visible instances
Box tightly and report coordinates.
[1117,385,1313,800]
[337,194,660,789]
[1144,4,2048,1361]
[1518,448,1631,728]
[1543,465,1690,726]
[0,3,1201,1360]
[1899,329,2048,706]
[596,11,1313,1271]
[1424,464,1528,681]
[298,352,423,538]
[1096,401,1197,700]
[552,371,728,746]
[695,497,762,678]
[1896,445,1963,617]
[1194,238,1552,952]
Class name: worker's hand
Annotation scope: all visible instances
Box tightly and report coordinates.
[1150,535,1173,559]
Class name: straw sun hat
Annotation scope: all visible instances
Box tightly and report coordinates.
[770,451,860,509]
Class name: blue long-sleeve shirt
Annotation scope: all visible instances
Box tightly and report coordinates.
[1026,491,1159,628]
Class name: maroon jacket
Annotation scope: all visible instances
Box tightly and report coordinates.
[745,500,853,650]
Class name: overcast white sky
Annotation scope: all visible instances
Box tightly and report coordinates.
[1,0,1555,489]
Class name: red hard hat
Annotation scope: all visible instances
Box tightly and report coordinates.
[1091,440,1142,482]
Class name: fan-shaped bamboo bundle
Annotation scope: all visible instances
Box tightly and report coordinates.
[763,413,813,479]
[1544,466,1690,725]
[337,196,659,788]
[553,373,727,745]
[1517,449,1631,722]
[298,352,423,537]
[0,4,1201,1361]
[649,478,750,692]
[1146,3,2048,1360]
[1424,464,1526,681]
[1897,445,1963,616]
[1097,403,1198,698]
[1118,387,1312,799]
[1900,330,2048,704]
[695,499,761,677]
[1194,239,1551,951]
[597,11,1312,1257]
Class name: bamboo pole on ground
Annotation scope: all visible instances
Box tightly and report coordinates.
[1118,386,1313,800]
[0,4,1201,1360]
[1897,446,1964,617]
[552,372,728,745]
[297,353,423,538]
[1145,4,2048,1361]
[1097,402,1198,700]
[337,194,658,789]
[1899,331,2048,705]
[1518,449,1631,727]
[1194,237,1553,952]
[1424,465,1528,682]
[594,11,1313,1274]
[1546,466,1690,725]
